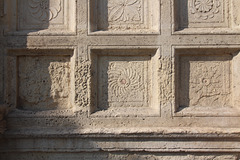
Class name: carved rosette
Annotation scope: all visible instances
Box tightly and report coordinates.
[107,62,144,100]
[108,0,142,23]
[189,0,221,20]
[189,62,230,106]
[28,0,61,22]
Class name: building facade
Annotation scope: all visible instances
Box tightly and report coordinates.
[1,0,240,159]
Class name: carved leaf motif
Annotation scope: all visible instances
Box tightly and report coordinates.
[28,0,61,22]
[108,0,141,22]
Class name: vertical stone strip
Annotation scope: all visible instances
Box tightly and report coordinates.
[0,105,7,134]
[0,0,3,17]
[75,56,90,112]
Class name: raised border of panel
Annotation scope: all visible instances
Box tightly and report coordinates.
[88,0,161,35]
[173,46,240,117]
[170,0,236,35]
[89,46,161,117]
[5,48,75,114]
[4,0,76,36]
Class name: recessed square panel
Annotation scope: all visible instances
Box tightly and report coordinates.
[89,0,160,34]
[18,56,71,110]
[6,0,76,34]
[174,48,240,117]
[98,56,150,109]
[90,48,160,117]
[18,0,64,30]
[6,49,74,111]
[180,55,231,108]
[174,0,228,31]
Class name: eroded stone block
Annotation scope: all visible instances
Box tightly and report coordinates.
[6,49,73,111]
[18,56,71,110]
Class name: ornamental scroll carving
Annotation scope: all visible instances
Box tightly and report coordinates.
[189,0,221,20]
[28,0,61,22]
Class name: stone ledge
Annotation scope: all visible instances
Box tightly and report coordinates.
[0,152,239,160]
[3,127,240,138]
[1,136,240,153]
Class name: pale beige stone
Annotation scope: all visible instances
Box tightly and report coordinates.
[1,0,240,159]
[18,56,71,110]
[89,0,160,34]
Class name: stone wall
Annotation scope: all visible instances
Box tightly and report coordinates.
[1,0,240,159]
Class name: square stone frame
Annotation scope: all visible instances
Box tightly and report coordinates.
[89,46,161,117]
[88,0,161,35]
[173,46,240,117]
[5,48,76,115]
[171,0,234,35]
[5,0,76,36]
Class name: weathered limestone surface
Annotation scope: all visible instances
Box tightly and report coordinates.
[1,0,240,159]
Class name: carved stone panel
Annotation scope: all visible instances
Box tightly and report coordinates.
[18,56,71,111]
[18,0,63,30]
[90,48,160,117]
[180,55,231,108]
[175,0,228,31]
[173,48,240,117]
[6,0,76,34]
[98,56,150,109]
[89,0,160,34]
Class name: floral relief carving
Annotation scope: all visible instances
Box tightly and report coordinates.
[108,0,142,23]
[195,0,213,12]
[28,0,61,22]
[188,61,230,107]
[189,0,221,20]
[98,57,149,108]
[108,62,143,97]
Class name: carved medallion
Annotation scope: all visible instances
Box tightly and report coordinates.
[189,0,221,20]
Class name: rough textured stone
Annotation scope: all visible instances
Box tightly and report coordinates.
[1,0,240,159]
